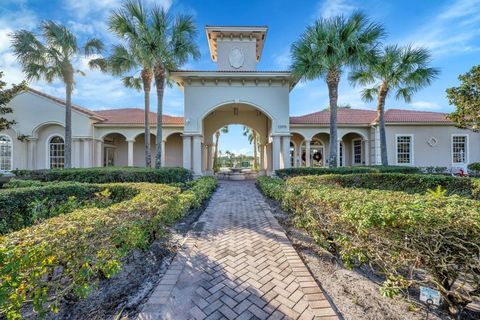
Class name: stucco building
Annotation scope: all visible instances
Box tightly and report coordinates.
[1,26,477,175]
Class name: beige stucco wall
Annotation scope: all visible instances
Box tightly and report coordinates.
[182,82,290,136]
[216,38,258,71]
[165,133,183,167]
[384,124,480,168]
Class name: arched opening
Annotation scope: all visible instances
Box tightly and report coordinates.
[300,132,330,167]
[0,134,13,171]
[165,132,183,167]
[102,133,128,167]
[133,133,157,167]
[341,132,366,166]
[198,102,277,176]
[48,135,65,169]
[290,132,305,168]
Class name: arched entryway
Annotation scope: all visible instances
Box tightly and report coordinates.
[102,133,128,167]
[164,132,183,167]
[340,132,367,166]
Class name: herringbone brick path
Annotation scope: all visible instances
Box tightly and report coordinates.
[138,180,338,320]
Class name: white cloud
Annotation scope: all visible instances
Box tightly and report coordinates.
[401,0,480,57]
[273,50,291,70]
[63,0,173,20]
[318,0,356,19]
[409,101,441,110]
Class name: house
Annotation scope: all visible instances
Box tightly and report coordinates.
[1,26,477,175]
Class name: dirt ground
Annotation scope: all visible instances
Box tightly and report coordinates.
[265,197,480,320]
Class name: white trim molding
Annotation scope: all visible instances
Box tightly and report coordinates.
[395,134,414,166]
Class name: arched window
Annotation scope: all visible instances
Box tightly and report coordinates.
[0,135,13,171]
[49,136,64,169]
[301,139,324,167]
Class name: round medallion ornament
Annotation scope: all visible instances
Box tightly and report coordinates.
[229,47,244,69]
[427,137,438,147]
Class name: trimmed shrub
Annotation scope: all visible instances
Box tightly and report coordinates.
[256,176,285,201]
[468,162,480,171]
[3,178,46,189]
[306,173,480,199]
[258,176,480,316]
[12,166,192,184]
[0,177,217,318]
[275,165,421,179]
[0,183,137,234]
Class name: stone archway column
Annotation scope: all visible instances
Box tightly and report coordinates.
[272,135,281,172]
[259,143,266,175]
[127,139,135,167]
[305,139,311,167]
[206,144,213,174]
[95,140,103,167]
[192,135,203,176]
[161,140,166,167]
[281,135,291,169]
[182,134,192,170]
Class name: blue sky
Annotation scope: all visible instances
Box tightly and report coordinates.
[1,0,480,155]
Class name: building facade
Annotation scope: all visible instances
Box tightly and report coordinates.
[1,26,478,175]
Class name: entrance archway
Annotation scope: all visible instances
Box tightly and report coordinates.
[202,103,272,176]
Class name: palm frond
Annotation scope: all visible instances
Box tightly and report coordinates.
[109,44,138,75]
[122,76,142,90]
[395,86,415,103]
[361,87,378,102]
[42,20,78,58]
[88,58,109,72]
[84,38,104,56]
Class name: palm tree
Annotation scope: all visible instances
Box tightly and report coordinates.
[349,45,439,165]
[291,12,385,167]
[242,126,259,170]
[105,0,157,167]
[213,126,228,171]
[150,8,200,168]
[11,21,103,168]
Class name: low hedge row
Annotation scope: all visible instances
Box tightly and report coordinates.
[12,166,192,184]
[0,176,217,319]
[0,183,138,234]
[309,173,480,199]
[257,176,480,316]
[275,165,421,179]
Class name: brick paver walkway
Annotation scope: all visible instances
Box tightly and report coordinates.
[138,180,338,320]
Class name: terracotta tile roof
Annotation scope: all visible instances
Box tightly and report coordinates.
[27,87,105,120]
[290,108,451,125]
[290,108,377,124]
[95,108,184,125]
[384,109,450,123]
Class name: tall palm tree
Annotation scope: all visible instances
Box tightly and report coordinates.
[11,21,103,169]
[291,12,385,167]
[105,0,157,167]
[242,126,259,170]
[349,45,439,165]
[150,8,200,168]
[213,126,228,171]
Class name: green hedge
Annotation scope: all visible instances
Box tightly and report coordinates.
[256,176,285,201]
[275,165,421,179]
[2,178,45,189]
[0,183,138,234]
[468,162,480,171]
[307,173,480,199]
[0,177,217,318]
[257,176,480,316]
[12,167,192,184]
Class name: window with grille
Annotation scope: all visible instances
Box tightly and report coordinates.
[452,135,467,164]
[0,135,12,171]
[396,135,412,164]
[353,139,362,165]
[49,136,65,169]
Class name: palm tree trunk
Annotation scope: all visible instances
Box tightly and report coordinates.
[64,67,74,169]
[327,69,340,168]
[253,130,258,169]
[142,69,153,167]
[377,84,389,166]
[154,65,165,169]
[213,131,220,171]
